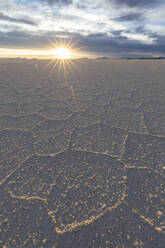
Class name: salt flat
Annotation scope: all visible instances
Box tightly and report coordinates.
[0,58,165,247]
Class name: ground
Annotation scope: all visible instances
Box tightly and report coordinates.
[0,58,165,247]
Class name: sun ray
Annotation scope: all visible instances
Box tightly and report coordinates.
[42,38,86,100]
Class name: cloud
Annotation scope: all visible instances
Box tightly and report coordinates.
[0,0,164,57]
[110,0,163,8]
[0,30,49,48]
[0,28,164,57]
[0,13,37,26]
[114,11,145,22]
[78,31,165,56]
[42,0,72,5]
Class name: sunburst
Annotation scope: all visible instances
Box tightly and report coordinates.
[44,38,84,100]
[45,38,83,75]
[53,48,71,59]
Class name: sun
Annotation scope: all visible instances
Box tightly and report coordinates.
[53,48,71,59]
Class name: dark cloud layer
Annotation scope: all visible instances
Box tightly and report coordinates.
[0,29,164,57]
[0,13,37,26]
[111,0,163,8]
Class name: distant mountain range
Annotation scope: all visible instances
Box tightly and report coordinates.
[123,56,165,60]
[97,57,109,59]
[97,56,165,60]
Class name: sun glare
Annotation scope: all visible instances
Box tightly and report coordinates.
[46,39,84,74]
[54,48,71,59]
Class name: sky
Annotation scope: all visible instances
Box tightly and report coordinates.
[0,0,165,57]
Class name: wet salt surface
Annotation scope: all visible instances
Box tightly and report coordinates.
[0,59,165,247]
